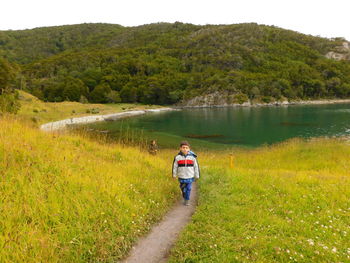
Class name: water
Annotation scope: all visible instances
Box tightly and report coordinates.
[87,103,350,147]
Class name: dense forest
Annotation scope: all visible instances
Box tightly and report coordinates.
[1,22,350,105]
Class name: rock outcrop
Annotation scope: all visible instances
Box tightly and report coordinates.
[326,41,350,61]
[179,91,350,108]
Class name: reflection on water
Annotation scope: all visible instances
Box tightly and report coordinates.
[279,122,319,127]
[87,103,350,147]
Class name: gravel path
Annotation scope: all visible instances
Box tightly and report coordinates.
[121,183,198,263]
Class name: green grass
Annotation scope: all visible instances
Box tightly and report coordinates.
[0,116,178,262]
[168,138,350,262]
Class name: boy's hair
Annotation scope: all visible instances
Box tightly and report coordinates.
[179,141,190,147]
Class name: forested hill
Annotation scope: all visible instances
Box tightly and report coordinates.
[1,22,350,105]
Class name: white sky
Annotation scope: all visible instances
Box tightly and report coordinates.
[1,0,349,40]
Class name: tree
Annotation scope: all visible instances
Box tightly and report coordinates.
[81,67,103,91]
[0,58,20,114]
[89,82,112,103]
[120,85,138,103]
[0,58,15,93]
[62,77,89,101]
[248,86,260,99]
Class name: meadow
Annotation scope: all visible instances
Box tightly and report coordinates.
[2,92,350,262]
[168,138,350,262]
[0,116,178,262]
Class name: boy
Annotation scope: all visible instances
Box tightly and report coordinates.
[172,141,200,206]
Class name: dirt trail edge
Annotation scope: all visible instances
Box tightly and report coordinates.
[121,183,198,263]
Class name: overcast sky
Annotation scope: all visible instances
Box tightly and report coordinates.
[1,0,349,40]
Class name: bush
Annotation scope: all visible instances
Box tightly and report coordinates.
[232,93,249,104]
[261,96,274,103]
[79,95,89,104]
[106,90,121,103]
[86,108,100,114]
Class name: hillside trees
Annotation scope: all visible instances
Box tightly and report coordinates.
[0,58,20,113]
[1,22,350,105]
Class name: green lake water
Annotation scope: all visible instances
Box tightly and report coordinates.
[86,103,350,148]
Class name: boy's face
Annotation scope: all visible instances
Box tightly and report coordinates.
[180,145,190,155]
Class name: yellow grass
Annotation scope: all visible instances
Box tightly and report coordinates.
[0,116,178,262]
[169,138,350,262]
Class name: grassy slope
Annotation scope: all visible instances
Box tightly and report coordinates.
[4,93,350,262]
[0,116,178,262]
[17,90,165,125]
[168,138,350,262]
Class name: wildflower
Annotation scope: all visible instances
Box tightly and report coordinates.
[307,239,314,246]
[331,247,337,253]
[274,247,281,254]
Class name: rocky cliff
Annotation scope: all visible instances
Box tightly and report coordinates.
[326,41,350,61]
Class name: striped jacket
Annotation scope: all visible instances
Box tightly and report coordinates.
[172,151,200,179]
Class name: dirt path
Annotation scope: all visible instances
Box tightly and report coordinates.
[121,183,198,263]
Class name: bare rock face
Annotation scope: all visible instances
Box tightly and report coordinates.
[181,91,230,107]
[326,41,350,61]
[179,91,252,107]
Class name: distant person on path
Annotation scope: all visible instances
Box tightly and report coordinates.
[148,139,158,155]
[172,141,200,206]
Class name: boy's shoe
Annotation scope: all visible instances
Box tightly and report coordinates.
[184,200,190,206]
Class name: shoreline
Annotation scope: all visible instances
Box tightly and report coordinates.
[176,98,350,109]
[40,98,350,131]
[40,107,176,131]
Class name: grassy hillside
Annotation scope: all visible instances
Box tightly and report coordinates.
[16,90,163,124]
[0,116,178,262]
[2,108,350,262]
[1,23,350,105]
[168,138,350,262]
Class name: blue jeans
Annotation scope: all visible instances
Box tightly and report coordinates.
[179,178,194,200]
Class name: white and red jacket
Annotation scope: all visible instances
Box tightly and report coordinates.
[172,151,200,179]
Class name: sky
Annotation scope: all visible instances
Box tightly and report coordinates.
[1,0,349,40]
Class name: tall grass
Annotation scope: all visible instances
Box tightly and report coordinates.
[168,138,350,262]
[68,124,151,152]
[83,119,236,151]
[0,116,178,262]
